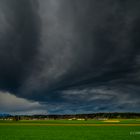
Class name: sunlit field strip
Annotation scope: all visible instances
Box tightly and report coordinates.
[0,123,140,126]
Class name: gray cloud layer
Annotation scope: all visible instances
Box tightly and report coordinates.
[0,91,46,114]
[0,0,140,114]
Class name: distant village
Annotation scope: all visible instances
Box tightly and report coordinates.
[0,113,140,121]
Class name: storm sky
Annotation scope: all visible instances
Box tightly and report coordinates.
[0,0,140,114]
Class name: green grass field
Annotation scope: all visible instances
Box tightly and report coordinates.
[0,119,140,140]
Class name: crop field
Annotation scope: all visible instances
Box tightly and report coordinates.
[0,119,140,140]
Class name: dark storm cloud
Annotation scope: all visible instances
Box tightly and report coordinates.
[0,0,140,113]
[0,0,40,92]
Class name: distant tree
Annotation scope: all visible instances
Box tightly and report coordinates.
[13,116,21,121]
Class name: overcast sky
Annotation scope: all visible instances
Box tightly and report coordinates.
[0,0,140,114]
